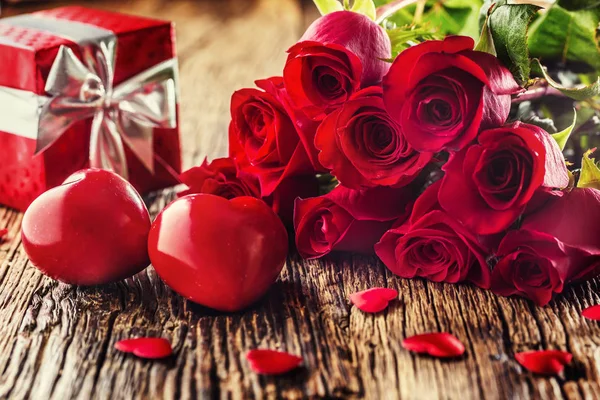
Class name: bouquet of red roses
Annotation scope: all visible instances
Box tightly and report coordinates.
[180,0,600,306]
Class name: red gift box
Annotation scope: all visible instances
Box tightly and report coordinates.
[0,6,181,211]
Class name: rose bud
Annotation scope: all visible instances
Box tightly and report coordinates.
[284,11,391,120]
[439,122,569,235]
[294,185,413,259]
[375,181,491,288]
[179,157,318,225]
[383,36,522,152]
[520,187,600,282]
[229,77,315,197]
[179,157,261,199]
[315,87,432,189]
[491,230,569,306]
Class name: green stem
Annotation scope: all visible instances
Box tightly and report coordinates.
[413,0,426,24]
[511,80,566,103]
[375,0,420,24]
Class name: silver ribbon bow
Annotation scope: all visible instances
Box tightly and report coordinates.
[38,39,178,179]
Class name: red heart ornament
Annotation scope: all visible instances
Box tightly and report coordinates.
[21,169,151,285]
[148,194,288,312]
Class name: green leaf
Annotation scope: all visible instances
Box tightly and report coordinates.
[578,149,600,189]
[374,0,415,26]
[528,4,600,72]
[474,10,496,55]
[478,0,492,30]
[533,59,600,100]
[486,0,541,85]
[376,0,483,37]
[558,0,600,11]
[313,0,344,15]
[420,1,482,39]
[551,109,577,151]
[351,0,377,20]
[443,0,482,38]
[387,24,442,57]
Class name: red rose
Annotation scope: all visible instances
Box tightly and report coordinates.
[284,11,391,120]
[375,181,491,288]
[268,175,319,225]
[491,230,568,306]
[179,157,260,199]
[439,122,569,235]
[294,186,413,259]
[180,157,318,225]
[229,77,314,197]
[521,187,600,281]
[315,87,432,189]
[383,36,522,152]
[491,188,600,305]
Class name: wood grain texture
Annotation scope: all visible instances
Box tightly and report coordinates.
[1,0,600,399]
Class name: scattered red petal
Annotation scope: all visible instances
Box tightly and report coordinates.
[515,350,572,375]
[0,229,8,240]
[115,338,172,359]
[582,305,600,320]
[246,349,303,375]
[402,333,465,358]
[349,287,398,313]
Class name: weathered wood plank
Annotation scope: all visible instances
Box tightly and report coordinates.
[1,0,600,399]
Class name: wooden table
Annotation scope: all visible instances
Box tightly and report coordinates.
[1,1,600,399]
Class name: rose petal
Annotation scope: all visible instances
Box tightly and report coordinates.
[402,333,465,358]
[246,349,303,375]
[0,229,7,240]
[515,350,572,375]
[349,287,398,313]
[582,305,600,320]
[115,338,173,359]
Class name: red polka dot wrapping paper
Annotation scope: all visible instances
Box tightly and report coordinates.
[0,6,181,211]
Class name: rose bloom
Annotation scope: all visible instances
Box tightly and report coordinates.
[375,181,491,288]
[521,187,600,282]
[491,230,568,306]
[315,87,432,189]
[439,122,569,235]
[294,185,413,259]
[284,11,391,120]
[492,188,600,305]
[229,77,315,197]
[383,36,522,152]
[179,157,260,199]
[179,157,318,224]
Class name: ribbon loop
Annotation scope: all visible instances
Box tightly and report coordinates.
[37,41,178,177]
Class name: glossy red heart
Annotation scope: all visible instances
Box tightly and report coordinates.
[148,194,288,312]
[0,228,7,240]
[21,169,151,285]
